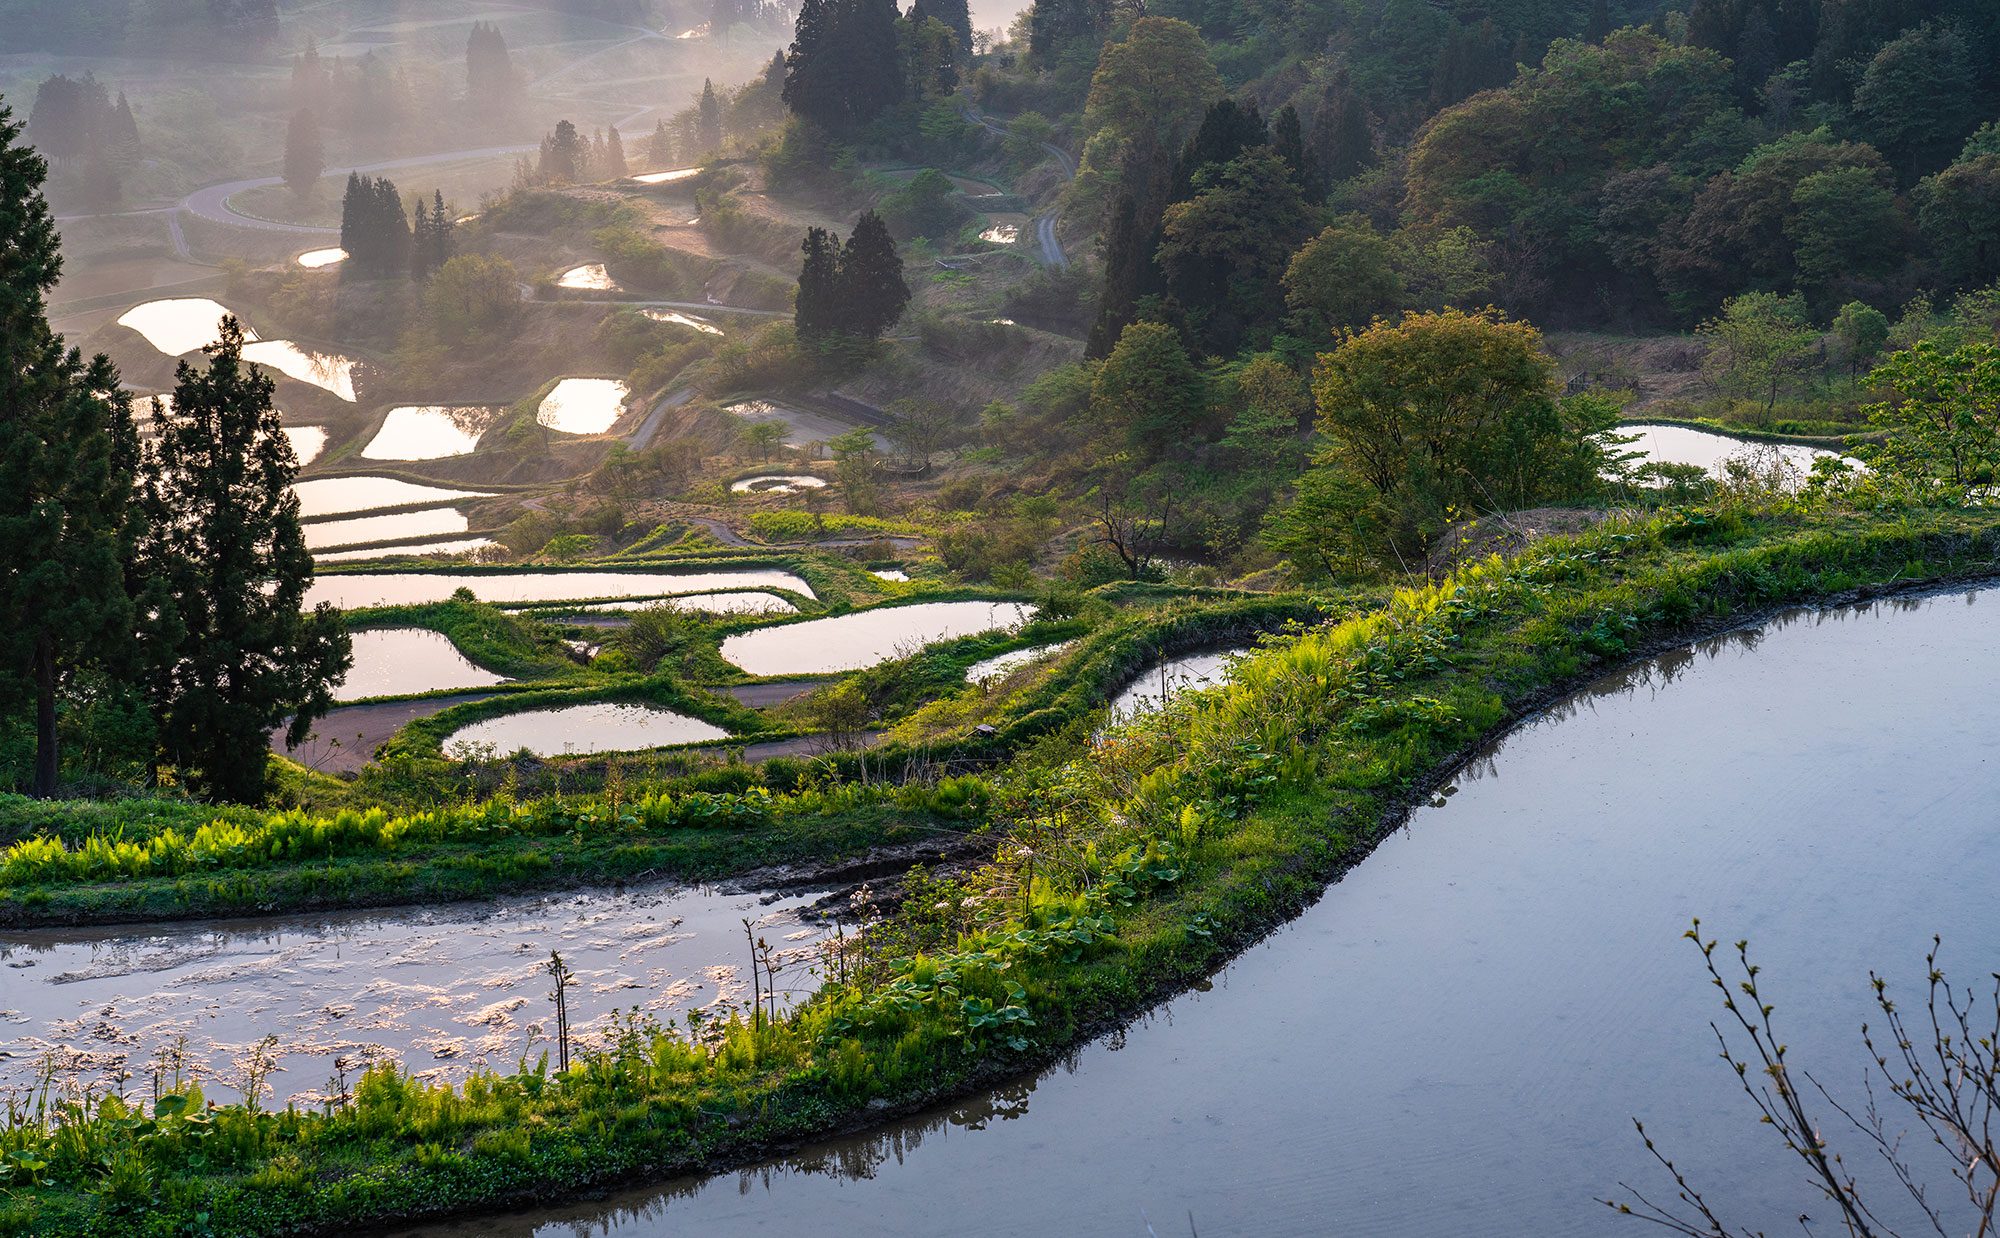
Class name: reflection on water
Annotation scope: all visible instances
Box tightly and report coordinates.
[642,308,724,336]
[307,569,817,610]
[1105,648,1247,723]
[0,883,825,1109]
[304,508,469,551]
[363,406,501,460]
[315,537,498,564]
[132,393,326,464]
[721,602,1035,676]
[1620,424,1841,479]
[510,592,800,617]
[964,641,1073,683]
[978,223,1019,244]
[297,247,348,268]
[116,298,249,355]
[285,425,328,465]
[336,628,509,701]
[240,340,361,402]
[539,378,629,434]
[871,569,910,582]
[444,702,731,757]
[556,263,618,291]
[292,476,494,519]
[632,167,699,183]
[387,585,2000,1238]
[729,474,826,494]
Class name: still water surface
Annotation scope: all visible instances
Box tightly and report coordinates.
[390,586,2000,1238]
[362,406,500,459]
[334,629,510,701]
[293,476,494,518]
[538,378,629,434]
[720,601,1034,675]
[444,702,731,757]
[240,340,361,402]
[116,297,245,355]
[307,570,816,610]
[304,509,469,551]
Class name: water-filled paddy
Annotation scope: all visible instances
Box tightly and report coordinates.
[556,263,618,291]
[292,476,494,519]
[511,592,800,617]
[538,378,629,434]
[1620,423,1840,478]
[304,509,470,551]
[444,702,731,757]
[631,167,699,184]
[729,474,826,494]
[964,641,1073,683]
[720,602,1034,676]
[296,247,348,268]
[384,586,2000,1238]
[1105,648,1246,723]
[642,309,723,335]
[116,298,246,355]
[362,406,501,460]
[307,569,816,610]
[315,537,498,563]
[335,628,509,701]
[240,340,361,401]
[978,224,1019,244]
[132,394,326,464]
[871,569,910,582]
[0,883,825,1109]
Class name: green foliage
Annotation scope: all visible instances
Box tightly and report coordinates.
[1698,292,1819,418]
[876,168,967,240]
[1860,340,2000,497]
[421,254,519,344]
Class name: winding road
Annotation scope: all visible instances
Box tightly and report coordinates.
[963,104,1074,269]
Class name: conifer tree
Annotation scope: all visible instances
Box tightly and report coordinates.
[135,319,349,803]
[1272,104,1318,202]
[283,108,323,197]
[697,80,724,155]
[1087,193,1159,359]
[912,0,971,54]
[108,92,141,170]
[291,39,328,114]
[538,119,586,182]
[783,0,907,132]
[795,225,842,339]
[465,22,520,114]
[1311,75,1373,183]
[430,190,454,272]
[647,119,676,167]
[410,196,433,280]
[0,104,142,797]
[604,125,629,177]
[838,210,909,338]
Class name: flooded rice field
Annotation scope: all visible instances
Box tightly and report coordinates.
[728,474,826,494]
[871,569,910,582]
[631,167,700,184]
[1621,423,1840,477]
[964,641,1073,683]
[239,340,361,401]
[116,297,241,355]
[304,509,470,552]
[292,476,494,519]
[307,569,816,610]
[362,406,501,460]
[511,592,800,617]
[314,538,498,564]
[978,223,1019,244]
[130,394,325,464]
[1105,648,1247,723]
[0,883,828,1109]
[285,425,328,465]
[556,263,618,291]
[538,378,629,434]
[334,628,510,702]
[720,602,1035,676]
[296,248,348,268]
[444,702,731,757]
[642,309,724,335]
[386,586,2000,1238]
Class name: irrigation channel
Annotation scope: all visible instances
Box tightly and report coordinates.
[370,584,2000,1237]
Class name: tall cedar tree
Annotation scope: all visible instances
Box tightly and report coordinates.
[697,81,724,154]
[783,0,906,132]
[339,174,409,277]
[912,0,972,53]
[539,119,587,181]
[839,211,910,338]
[1087,194,1155,359]
[647,119,675,166]
[137,319,350,802]
[795,225,843,338]
[604,125,629,177]
[465,22,520,114]
[1028,0,1107,61]
[283,108,322,196]
[1272,104,1318,201]
[0,105,141,797]
[1311,75,1373,183]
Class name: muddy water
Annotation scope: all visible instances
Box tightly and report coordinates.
[307,570,816,610]
[388,587,2000,1238]
[116,297,246,355]
[444,702,731,757]
[1105,648,1247,723]
[721,602,1035,675]
[538,378,629,434]
[0,884,828,1109]
[240,340,361,402]
[1622,423,1840,477]
[293,476,495,519]
[362,406,501,460]
[305,509,470,552]
[335,629,510,701]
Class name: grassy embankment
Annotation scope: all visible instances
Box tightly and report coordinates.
[9,503,2000,1236]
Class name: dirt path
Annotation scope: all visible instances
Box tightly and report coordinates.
[963,104,1073,269]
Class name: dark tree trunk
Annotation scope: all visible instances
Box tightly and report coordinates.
[33,631,58,799]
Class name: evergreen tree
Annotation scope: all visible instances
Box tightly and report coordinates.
[1311,75,1373,183]
[913,0,972,54]
[410,196,433,280]
[0,104,141,797]
[283,108,323,197]
[339,174,410,278]
[465,22,520,115]
[1173,98,1267,200]
[1028,0,1108,62]
[647,120,676,167]
[108,92,141,170]
[796,225,843,339]
[430,190,454,273]
[783,0,907,132]
[291,39,328,115]
[838,210,910,338]
[135,319,349,803]
[538,119,586,182]
[697,81,724,155]
[1272,104,1318,202]
[604,125,629,177]
[1086,193,1157,360]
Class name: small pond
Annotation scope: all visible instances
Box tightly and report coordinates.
[444,702,731,758]
[296,247,348,268]
[305,509,470,552]
[307,569,816,610]
[292,476,495,519]
[729,474,826,494]
[512,592,800,618]
[539,378,629,435]
[965,641,1074,683]
[871,569,910,582]
[335,628,510,701]
[362,406,501,460]
[117,298,247,356]
[315,537,498,564]
[642,309,723,336]
[0,882,825,1108]
[978,224,1019,244]
[1105,648,1248,724]
[1620,424,1842,479]
[556,263,618,291]
[720,601,1035,676]
[631,167,699,184]
[240,340,361,402]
